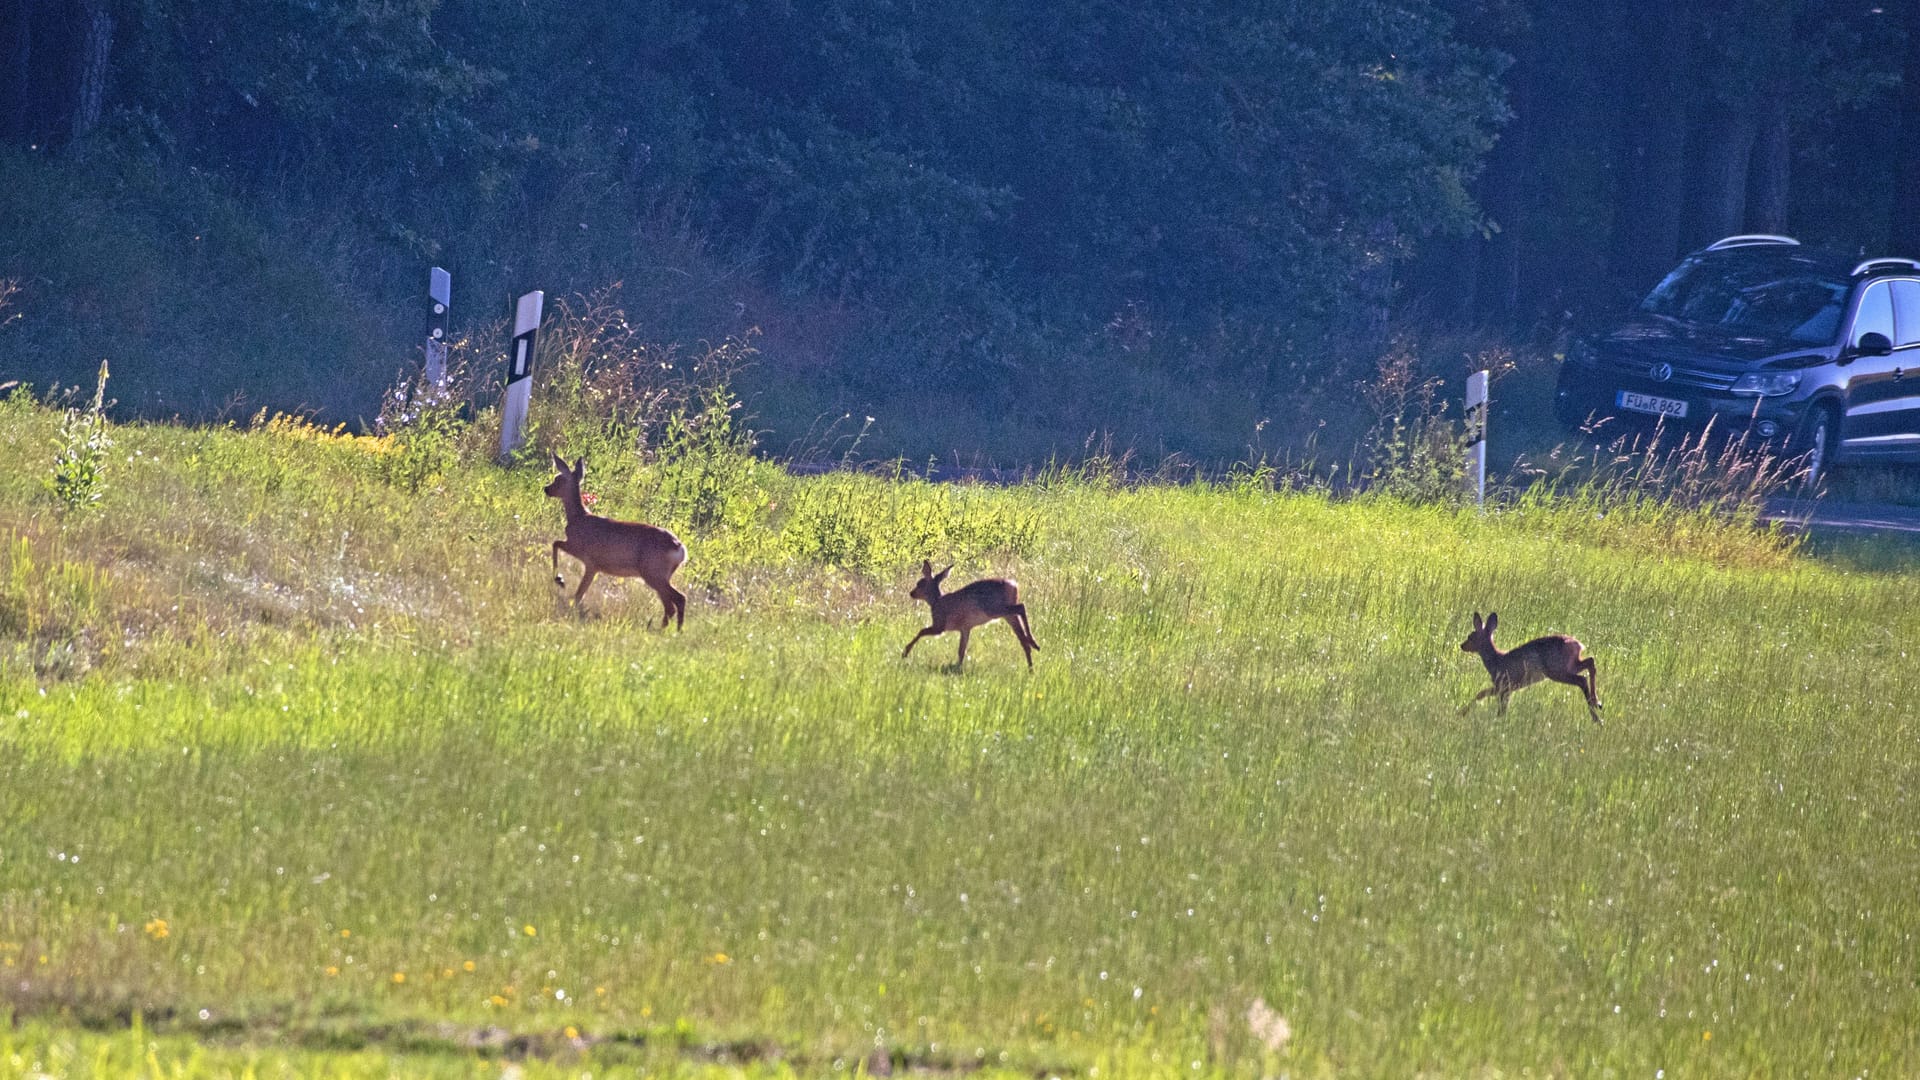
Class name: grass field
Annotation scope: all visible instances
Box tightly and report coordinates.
[2,397,1918,1077]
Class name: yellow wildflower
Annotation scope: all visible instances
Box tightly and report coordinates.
[565,1026,579,1040]
[143,919,170,940]
[463,960,476,972]
[391,972,406,985]
[522,924,537,937]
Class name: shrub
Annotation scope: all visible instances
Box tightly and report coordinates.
[648,380,768,534]
[46,361,112,512]
[376,401,464,494]
[1356,338,1473,504]
[779,472,1041,579]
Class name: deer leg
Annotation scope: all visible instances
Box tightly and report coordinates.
[902,627,936,659]
[1578,657,1601,710]
[955,627,971,669]
[1496,690,1511,716]
[667,584,686,631]
[1005,617,1033,669]
[551,540,571,586]
[570,568,598,608]
[1545,671,1598,720]
[1459,686,1498,717]
[645,578,683,631]
[1010,603,1038,651]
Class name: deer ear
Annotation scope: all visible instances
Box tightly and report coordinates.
[921,560,934,578]
[573,457,585,479]
[1486,611,1498,632]
[935,563,953,583]
[1471,611,1482,630]
[551,452,569,474]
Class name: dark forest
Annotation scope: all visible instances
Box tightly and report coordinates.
[3,0,1918,462]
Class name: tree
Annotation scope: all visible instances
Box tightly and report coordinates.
[1893,0,1920,253]
[1607,0,1690,296]
[70,0,112,141]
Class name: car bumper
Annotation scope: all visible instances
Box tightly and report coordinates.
[1554,366,1807,443]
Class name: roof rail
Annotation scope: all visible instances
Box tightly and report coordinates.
[1851,257,1920,277]
[1703,234,1801,251]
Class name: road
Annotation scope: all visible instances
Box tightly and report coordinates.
[792,462,1920,537]
[1765,498,1920,536]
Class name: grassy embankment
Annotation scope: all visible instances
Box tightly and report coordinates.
[1,396,1917,1077]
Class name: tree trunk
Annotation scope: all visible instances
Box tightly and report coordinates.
[1682,105,1756,251]
[1346,219,1396,355]
[1742,1,1796,237]
[1476,31,1533,327]
[1,0,34,142]
[1745,93,1790,234]
[1441,232,1481,323]
[1893,0,1920,253]
[70,0,112,142]
[1607,0,1690,299]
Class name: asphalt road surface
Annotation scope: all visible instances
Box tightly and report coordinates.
[791,461,1920,537]
[1766,499,1920,536]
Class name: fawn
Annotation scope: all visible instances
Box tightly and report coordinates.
[1459,611,1602,724]
[902,560,1038,670]
[545,453,688,628]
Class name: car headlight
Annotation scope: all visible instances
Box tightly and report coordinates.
[1730,371,1801,397]
[1565,340,1597,367]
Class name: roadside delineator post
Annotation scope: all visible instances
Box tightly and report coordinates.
[1465,368,1489,508]
[424,267,451,395]
[501,290,543,461]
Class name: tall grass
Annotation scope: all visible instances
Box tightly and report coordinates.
[1,386,1917,1076]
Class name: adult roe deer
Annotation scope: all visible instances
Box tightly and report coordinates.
[1459,611,1602,723]
[545,453,688,628]
[902,560,1038,670]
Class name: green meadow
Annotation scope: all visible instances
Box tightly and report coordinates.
[2,398,1918,1077]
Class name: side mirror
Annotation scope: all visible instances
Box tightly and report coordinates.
[1853,331,1895,358]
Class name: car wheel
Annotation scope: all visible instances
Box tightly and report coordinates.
[1552,387,1586,430]
[1792,405,1838,492]
[1552,381,1603,433]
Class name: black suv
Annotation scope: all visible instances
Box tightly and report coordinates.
[1554,234,1920,483]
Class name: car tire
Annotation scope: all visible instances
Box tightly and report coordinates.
[1552,387,1586,430]
[1791,404,1838,492]
[1552,380,1599,432]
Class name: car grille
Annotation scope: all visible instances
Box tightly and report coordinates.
[1597,356,1739,392]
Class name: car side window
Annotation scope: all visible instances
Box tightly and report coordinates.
[1852,281,1894,347]
[1891,280,1920,347]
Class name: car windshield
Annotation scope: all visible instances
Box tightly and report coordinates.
[1637,258,1850,344]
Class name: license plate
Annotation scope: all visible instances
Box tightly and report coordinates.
[1617,390,1688,418]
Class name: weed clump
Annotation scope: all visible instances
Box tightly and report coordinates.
[780,472,1041,579]
[46,361,112,512]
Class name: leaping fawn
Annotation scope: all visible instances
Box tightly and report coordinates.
[545,453,688,628]
[1459,611,1602,724]
[902,560,1038,670]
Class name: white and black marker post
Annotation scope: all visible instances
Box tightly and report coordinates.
[500,289,543,460]
[424,266,451,394]
[1465,368,1489,508]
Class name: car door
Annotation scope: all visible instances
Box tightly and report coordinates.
[1837,279,1908,453]
[1870,279,1920,455]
